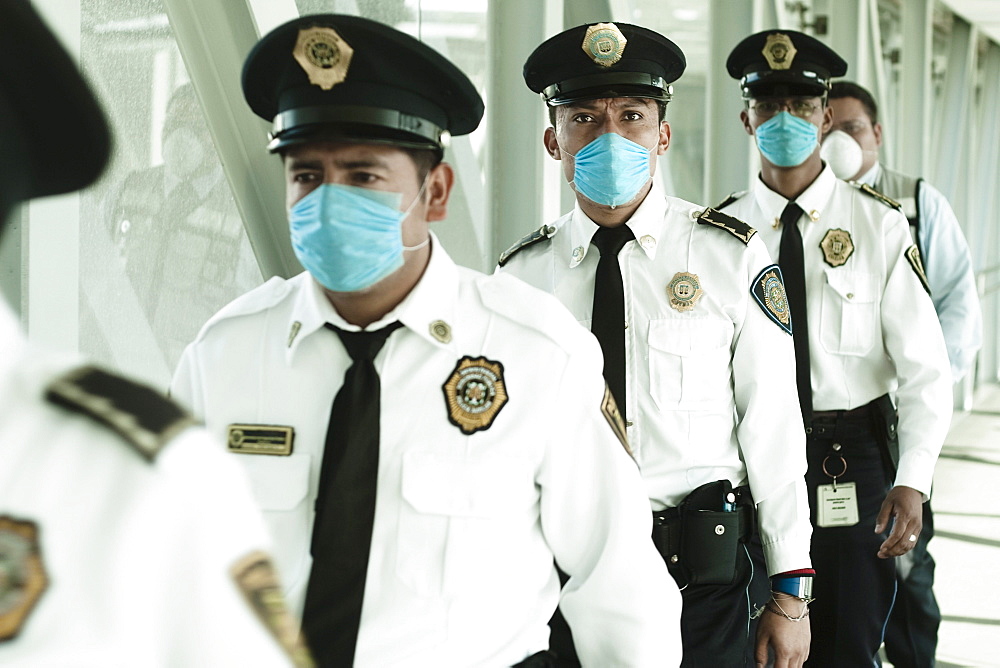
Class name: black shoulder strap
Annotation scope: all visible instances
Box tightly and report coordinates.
[46,365,196,461]
[498,225,556,267]
[696,207,756,245]
[712,192,741,210]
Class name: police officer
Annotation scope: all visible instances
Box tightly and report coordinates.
[0,3,309,666]
[823,79,981,668]
[498,22,813,667]
[170,14,679,667]
[718,30,953,666]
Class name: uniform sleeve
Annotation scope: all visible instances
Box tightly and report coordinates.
[918,181,983,382]
[880,211,953,497]
[538,336,682,667]
[153,428,311,667]
[731,238,812,575]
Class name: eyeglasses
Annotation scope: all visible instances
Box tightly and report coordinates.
[748,99,820,119]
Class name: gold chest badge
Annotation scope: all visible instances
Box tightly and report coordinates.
[667,272,704,312]
[443,356,509,434]
[820,229,855,267]
[293,26,354,90]
[0,516,48,641]
[582,23,627,67]
[762,33,797,70]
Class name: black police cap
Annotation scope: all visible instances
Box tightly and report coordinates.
[524,22,686,106]
[726,30,847,98]
[243,14,484,153]
[0,1,111,224]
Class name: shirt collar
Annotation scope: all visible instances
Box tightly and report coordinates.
[565,179,670,268]
[752,164,838,228]
[285,232,459,363]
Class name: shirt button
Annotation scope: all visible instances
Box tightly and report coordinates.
[689,208,702,220]
[846,293,854,299]
[624,321,629,329]
[809,209,820,221]
[572,246,584,260]
[640,234,655,249]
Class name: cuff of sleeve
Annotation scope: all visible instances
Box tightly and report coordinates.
[894,450,936,500]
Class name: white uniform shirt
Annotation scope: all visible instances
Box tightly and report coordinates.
[498,184,812,576]
[0,300,299,668]
[171,236,680,667]
[860,163,983,382]
[720,166,952,497]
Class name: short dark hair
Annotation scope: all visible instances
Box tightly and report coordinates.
[829,81,879,124]
[401,146,443,182]
[547,100,668,128]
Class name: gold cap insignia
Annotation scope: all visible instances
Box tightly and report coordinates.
[666,271,704,312]
[820,228,855,267]
[0,516,48,641]
[751,266,792,335]
[582,23,627,67]
[293,26,354,91]
[231,551,315,667]
[443,356,509,434]
[762,33,797,70]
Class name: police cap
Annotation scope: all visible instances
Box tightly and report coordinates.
[242,14,484,153]
[523,22,685,106]
[0,1,111,224]
[726,30,847,98]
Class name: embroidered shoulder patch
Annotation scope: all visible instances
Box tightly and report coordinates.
[0,516,48,642]
[751,265,792,335]
[905,245,931,295]
[600,385,632,457]
[443,356,509,434]
[498,225,557,267]
[856,182,902,211]
[697,207,756,244]
[231,551,315,667]
[46,365,196,462]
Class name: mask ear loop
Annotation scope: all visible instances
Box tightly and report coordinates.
[401,174,432,252]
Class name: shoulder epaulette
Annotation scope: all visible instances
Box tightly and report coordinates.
[696,207,756,245]
[855,182,902,211]
[712,191,746,210]
[46,365,196,462]
[498,225,556,267]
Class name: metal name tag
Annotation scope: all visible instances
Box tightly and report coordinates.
[227,424,295,456]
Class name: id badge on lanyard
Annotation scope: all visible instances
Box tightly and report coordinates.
[816,443,859,527]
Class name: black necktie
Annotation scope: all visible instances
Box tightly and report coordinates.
[778,202,813,423]
[302,320,403,666]
[591,224,634,422]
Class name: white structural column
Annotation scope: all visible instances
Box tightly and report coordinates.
[704,0,755,204]
[898,0,933,175]
[486,0,559,264]
[931,16,975,216]
[27,0,81,351]
[164,0,302,280]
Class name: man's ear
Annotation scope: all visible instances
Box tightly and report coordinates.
[544,126,561,160]
[424,162,454,223]
[873,121,883,148]
[740,109,754,136]
[820,105,833,134]
[657,120,671,155]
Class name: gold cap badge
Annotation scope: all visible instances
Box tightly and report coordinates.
[582,23,627,67]
[667,272,704,312]
[762,33,797,70]
[443,356,509,434]
[0,516,48,641]
[820,229,855,267]
[293,27,354,90]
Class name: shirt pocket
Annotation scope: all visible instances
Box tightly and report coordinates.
[239,454,312,592]
[397,451,537,598]
[647,318,732,410]
[820,270,879,356]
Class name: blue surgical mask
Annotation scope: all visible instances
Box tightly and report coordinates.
[566,132,654,207]
[754,111,820,167]
[288,182,427,293]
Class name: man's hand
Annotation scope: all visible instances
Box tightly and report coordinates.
[875,485,924,558]
[755,594,810,668]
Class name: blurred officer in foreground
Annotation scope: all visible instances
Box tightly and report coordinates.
[498,22,812,667]
[170,14,679,667]
[823,80,982,668]
[0,3,310,666]
[718,30,952,666]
